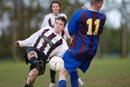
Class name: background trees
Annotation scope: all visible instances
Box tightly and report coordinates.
[0,0,130,61]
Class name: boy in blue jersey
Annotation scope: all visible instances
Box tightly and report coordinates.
[58,0,106,87]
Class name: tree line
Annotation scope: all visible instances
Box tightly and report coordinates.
[0,0,130,61]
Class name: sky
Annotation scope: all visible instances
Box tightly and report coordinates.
[103,0,122,29]
[106,10,121,29]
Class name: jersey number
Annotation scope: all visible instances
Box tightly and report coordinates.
[86,19,100,35]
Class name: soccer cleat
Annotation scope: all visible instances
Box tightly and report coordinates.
[49,82,55,87]
[24,83,33,87]
[78,78,84,86]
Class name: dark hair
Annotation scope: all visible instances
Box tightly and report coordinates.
[50,0,61,12]
[56,16,67,27]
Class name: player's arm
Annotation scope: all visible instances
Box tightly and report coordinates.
[98,15,106,35]
[64,23,72,41]
[15,27,46,47]
[68,10,81,36]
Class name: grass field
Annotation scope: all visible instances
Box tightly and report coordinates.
[0,58,130,87]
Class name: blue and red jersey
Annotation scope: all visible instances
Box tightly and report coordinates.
[67,9,106,62]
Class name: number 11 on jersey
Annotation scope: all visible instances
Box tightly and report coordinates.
[86,18,100,35]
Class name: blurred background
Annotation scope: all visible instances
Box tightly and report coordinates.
[0,0,130,61]
[0,0,130,87]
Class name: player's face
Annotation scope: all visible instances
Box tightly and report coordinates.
[54,19,64,34]
[51,3,60,15]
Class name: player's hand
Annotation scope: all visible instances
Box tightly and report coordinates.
[67,37,73,45]
[15,41,20,47]
[81,6,87,10]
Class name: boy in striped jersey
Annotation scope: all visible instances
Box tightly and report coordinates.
[41,1,84,87]
[15,16,68,87]
[58,0,106,87]
[41,1,69,86]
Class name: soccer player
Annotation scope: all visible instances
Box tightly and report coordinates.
[41,1,64,28]
[41,1,83,87]
[41,0,71,40]
[58,0,106,87]
[15,16,68,87]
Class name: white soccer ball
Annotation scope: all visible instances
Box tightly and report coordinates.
[49,56,64,71]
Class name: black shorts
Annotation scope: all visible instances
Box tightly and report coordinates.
[24,47,48,75]
[24,47,48,62]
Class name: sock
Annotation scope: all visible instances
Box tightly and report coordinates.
[70,71,78,87]
[58,80,66,87]
[50,69,56,83]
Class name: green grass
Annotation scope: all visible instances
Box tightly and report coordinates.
[0,58,130,87]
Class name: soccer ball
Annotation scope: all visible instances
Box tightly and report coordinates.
[49,56,64,71]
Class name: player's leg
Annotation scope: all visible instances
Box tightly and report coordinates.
[70,70,84,87]
[25,68,39,87]
[49,69,56,87]
[58,69,68,87]
[24,48,45,87]
[69,70,79,87]
[24,50,39,87]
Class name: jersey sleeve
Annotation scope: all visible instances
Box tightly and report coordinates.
[55,39,68,57]
[98,14,106,35]
[18,27,47,47]
[68,10,82,36]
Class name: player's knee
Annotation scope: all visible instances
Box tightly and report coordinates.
[59,69,68,80]
[61,69,68,76]
[27,51,38,59]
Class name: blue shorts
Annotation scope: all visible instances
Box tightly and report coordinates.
[63,51,92,73]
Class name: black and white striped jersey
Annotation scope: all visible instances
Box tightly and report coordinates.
[18,26,68,58]
[41,13,67,28]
